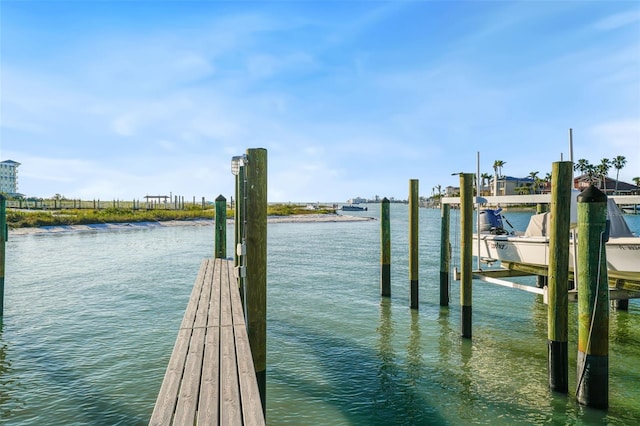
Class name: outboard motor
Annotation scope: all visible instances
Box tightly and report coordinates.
[479,208,507,234]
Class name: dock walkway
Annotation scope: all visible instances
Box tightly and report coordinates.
[150,258,265,425]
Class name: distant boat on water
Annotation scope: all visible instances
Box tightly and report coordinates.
[341,204,368,211]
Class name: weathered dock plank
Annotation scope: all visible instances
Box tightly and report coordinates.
[150,258,265,425]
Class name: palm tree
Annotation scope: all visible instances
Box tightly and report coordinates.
[633,177,640,188]
[481,173,492,195]
[541,172,552,193]
[528,171,539,194]
[612,155,627,194]
[585,164,598,184]
[597,158,611,192]
[493,160,506,195]
[574,158,590,176]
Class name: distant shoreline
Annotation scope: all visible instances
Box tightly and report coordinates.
[9,214,376,236]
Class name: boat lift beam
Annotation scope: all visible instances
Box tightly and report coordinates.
[454,261,640,304]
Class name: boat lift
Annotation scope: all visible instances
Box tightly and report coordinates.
[453,262,640,304]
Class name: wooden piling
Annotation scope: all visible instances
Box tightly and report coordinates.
[0,195,5,317]
[245,148,267,414]
[576,185,609,409]
[440,203,450,306]
[380,197,391,297]
[547,161,572,393]
[409,180,419,309]
[215,195,227,259]
[460,173,474,338]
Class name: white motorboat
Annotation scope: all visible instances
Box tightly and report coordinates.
[473,198,640,276]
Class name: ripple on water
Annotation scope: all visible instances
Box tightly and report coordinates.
[1,211,640,424]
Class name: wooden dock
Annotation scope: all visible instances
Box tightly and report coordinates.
[150,258,265,425]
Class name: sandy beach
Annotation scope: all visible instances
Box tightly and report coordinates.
[9,213,376,236]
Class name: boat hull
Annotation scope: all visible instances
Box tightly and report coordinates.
[472,235,640,275]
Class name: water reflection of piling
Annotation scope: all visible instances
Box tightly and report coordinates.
[376,299,396,408]
[405,310,424,422]
[406,310,423,385]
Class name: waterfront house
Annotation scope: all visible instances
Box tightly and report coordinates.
[0,159,21,196]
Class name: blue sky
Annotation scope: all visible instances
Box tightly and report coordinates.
[2,1,639,202]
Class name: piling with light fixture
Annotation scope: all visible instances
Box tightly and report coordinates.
[244,148,268,414]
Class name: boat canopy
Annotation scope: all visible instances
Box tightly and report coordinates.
[525,198,634,238]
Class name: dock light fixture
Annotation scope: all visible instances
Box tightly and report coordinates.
[231,155,247,176]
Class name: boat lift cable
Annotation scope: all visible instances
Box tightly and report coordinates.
[242,169,249,323]
[576,230,606,393]
[502,214,515,232]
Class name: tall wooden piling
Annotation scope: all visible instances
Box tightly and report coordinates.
[440,203,450,306]
[380,197,391,297]
[214,195,227,259]
[245,148,268,414]
[576,185,609,409]
[0,195,6,317]
[409,180,419,309]
[547,161,572,393]
[460,173,474,338]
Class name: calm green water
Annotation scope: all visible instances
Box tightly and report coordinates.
[1,206,639,425]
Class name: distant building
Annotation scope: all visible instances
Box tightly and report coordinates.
[574,175,640,195]
[490,176,535,196]
[348,197,367,204]
[445,186,459,197]
[0,160,21,196]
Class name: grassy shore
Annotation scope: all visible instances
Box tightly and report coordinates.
[8,204,336,228]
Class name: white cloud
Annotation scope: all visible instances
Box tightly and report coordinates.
[3,3,639,201]
[594,10,640,31]
[111,114,137,136]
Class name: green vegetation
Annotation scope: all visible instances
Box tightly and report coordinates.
[267,204,335,216]
[7,208,218,228]
[7,204,336,228]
